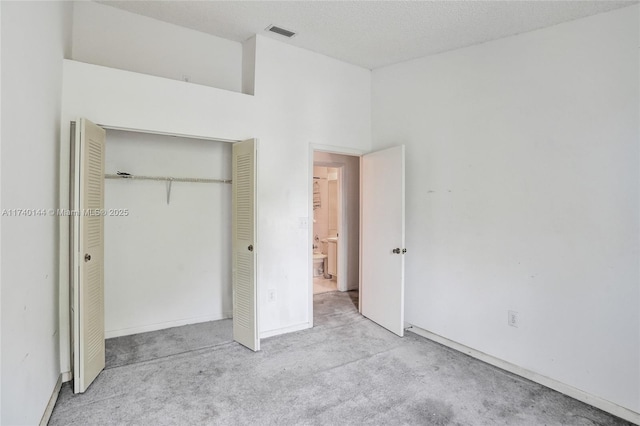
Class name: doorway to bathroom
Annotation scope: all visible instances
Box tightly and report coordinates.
[311,151,360,298]
[310,145,406,336]
[312,165,339,294]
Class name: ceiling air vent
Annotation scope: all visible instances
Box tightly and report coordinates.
[266,25,296,38]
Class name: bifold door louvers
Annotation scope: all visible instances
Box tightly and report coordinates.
[266,25,296,38]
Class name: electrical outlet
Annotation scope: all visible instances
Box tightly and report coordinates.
[508,310,519,328]
[268,289,276,303]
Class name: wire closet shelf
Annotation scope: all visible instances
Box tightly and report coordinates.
[105,172,231,205]
[104,173,231,184]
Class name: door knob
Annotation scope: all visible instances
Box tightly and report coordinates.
[248,245,254,252]
[84,253,91,262]
[392,248,401,254]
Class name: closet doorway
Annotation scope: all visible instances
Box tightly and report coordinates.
[69,119,257,392]
[103,129,232,338]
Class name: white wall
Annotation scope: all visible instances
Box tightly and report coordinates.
[72,2,242,93]
[103,130,232,337]
[372,5,639,414]
[59,59,256,374]
[0,1,72,424]
[253,36,371,335]
[0,0,3,417]
[242,36,256,96]
[59,34,371,367]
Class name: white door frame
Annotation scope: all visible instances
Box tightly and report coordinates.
[62,121,246,377]
[308,144,365,327]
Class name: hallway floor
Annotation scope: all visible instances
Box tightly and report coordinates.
[50,291,632,425]
[313,276,337,294]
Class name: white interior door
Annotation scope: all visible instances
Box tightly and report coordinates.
[232,138,259,351]
[361,145,405,336]
[71,118,106,393]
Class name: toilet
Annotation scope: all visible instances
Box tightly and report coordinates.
[313,253,327,277]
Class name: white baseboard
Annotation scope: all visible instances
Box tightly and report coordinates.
[260,321,310,339]
[39,374,62,426]
[406,324,640,425]
[105,313,231,338]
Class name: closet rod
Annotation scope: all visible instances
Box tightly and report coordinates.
[104,173,231,184]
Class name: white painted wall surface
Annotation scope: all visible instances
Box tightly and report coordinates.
[61,60,256,141]
[242,36,257,96]
[72,1,242,93]
[103,131,232,337]
[1,4,3,421]
[253,36,371,335]
[59,60,257,374]
[0,2,3,419]
[59,34,371,368]
[0,1,72,424]
[372,5,639,413]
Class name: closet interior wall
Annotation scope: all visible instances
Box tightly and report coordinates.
[104,130,233,338]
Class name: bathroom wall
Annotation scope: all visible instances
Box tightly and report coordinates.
[103,130,232,337]
[312,166,339,246]
[312,166,329,245]
[326,168,339,236]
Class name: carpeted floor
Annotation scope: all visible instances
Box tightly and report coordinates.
[105,319,233,369]
[50,291,632,425]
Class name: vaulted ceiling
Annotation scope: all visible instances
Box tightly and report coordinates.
[98,1,636,69]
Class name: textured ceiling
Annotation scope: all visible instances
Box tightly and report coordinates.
[97,1,637,69]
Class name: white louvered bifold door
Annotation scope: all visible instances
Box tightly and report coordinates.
[232,139,259,351]
[73,118,106,393]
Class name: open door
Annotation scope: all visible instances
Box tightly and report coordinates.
[361,145,405,336]
[232,139,259,351]
[71,118,106,393]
